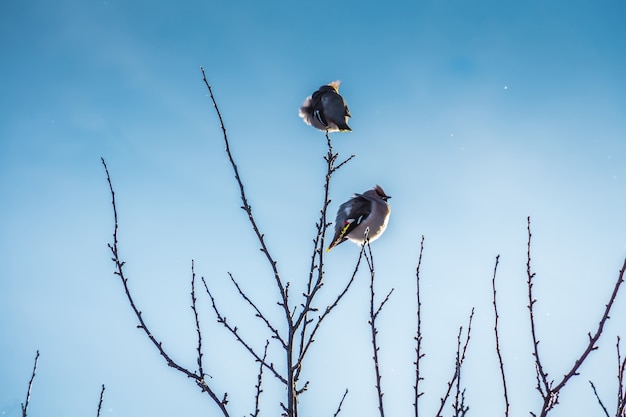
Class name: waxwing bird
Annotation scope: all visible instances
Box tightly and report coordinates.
[327,185,391,251]
[299,81,352,132]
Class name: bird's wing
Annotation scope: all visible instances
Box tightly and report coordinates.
[327,195,371,250]
[314,109,328,127]
[309,90,329,127]
[321,92,349,122]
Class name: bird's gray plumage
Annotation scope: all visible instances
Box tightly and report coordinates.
[327,185,391,251]
[299,81,351,132]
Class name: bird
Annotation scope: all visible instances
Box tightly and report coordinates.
[327,185,391,252]
[299,81,352,132]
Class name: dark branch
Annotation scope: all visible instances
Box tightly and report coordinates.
[414,236,426,417]
[551,257,626,395]
[492,255,510,417]
[200,68,289,325]
[250,340,269,417]
[588,380,610,417]
[202,276,287,385]
[333,389,349,417]
[190,261,207,379]
[436,308,475,417]
[366,238,390,417]
[526,217,551,403]
[296,132,338,362]
[96,384,106,417]
[617,336,626,417]
[227,272,287,349]
[21,350,39,417]
[526,214,626,417]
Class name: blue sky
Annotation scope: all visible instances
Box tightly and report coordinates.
[2,1,626,416]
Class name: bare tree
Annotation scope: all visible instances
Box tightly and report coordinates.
[102,69,363,417]
[98,74,626,417]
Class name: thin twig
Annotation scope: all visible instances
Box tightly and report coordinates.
[96,384,106,417]
[250,340,269,417]
[296,132,354,353]
[526,217,552,405]
[365,238,392,417]
[201,276,287,385]
[414,236,425,417]
[200,68,288,317]
[452,327,470,416]
[191,261,206,379]
[492,255,510,417]
[294,130,358,396]
[297,132,338,362]
[227,272,287,349]
[588,380,610,417]
[618,336,626,417]
[453,325,463,415]
[21,350,39,417]
[333,389,349,417]
[436,308,475,417]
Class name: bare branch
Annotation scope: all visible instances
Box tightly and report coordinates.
[201,69,300,416]
[190,261,206,379]
[333,154,356,172]
[618,336,626,417]
[201,276,288,386]
[588,380,610,417]
[250,340,269,417]
[96,384,106,417]
[526,214,626,417]
[200,68,289,325]
[227,272,287,349]
[492,255,510,417]
[294,132,361,394]
[551,257,626,395]
[414,235,425,417]
[333,389,349,417]
[296,380,310,396]
[436,308,475,417]
[526,217,551,402]
[21,350,39,417]
[454,388,469,417]
[297,132,339,358]
[365,238,391,417]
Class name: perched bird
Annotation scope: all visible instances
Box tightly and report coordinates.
[299,81,352,132]
[327,185,391,252]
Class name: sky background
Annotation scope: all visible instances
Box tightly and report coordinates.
[2,1,626,416]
